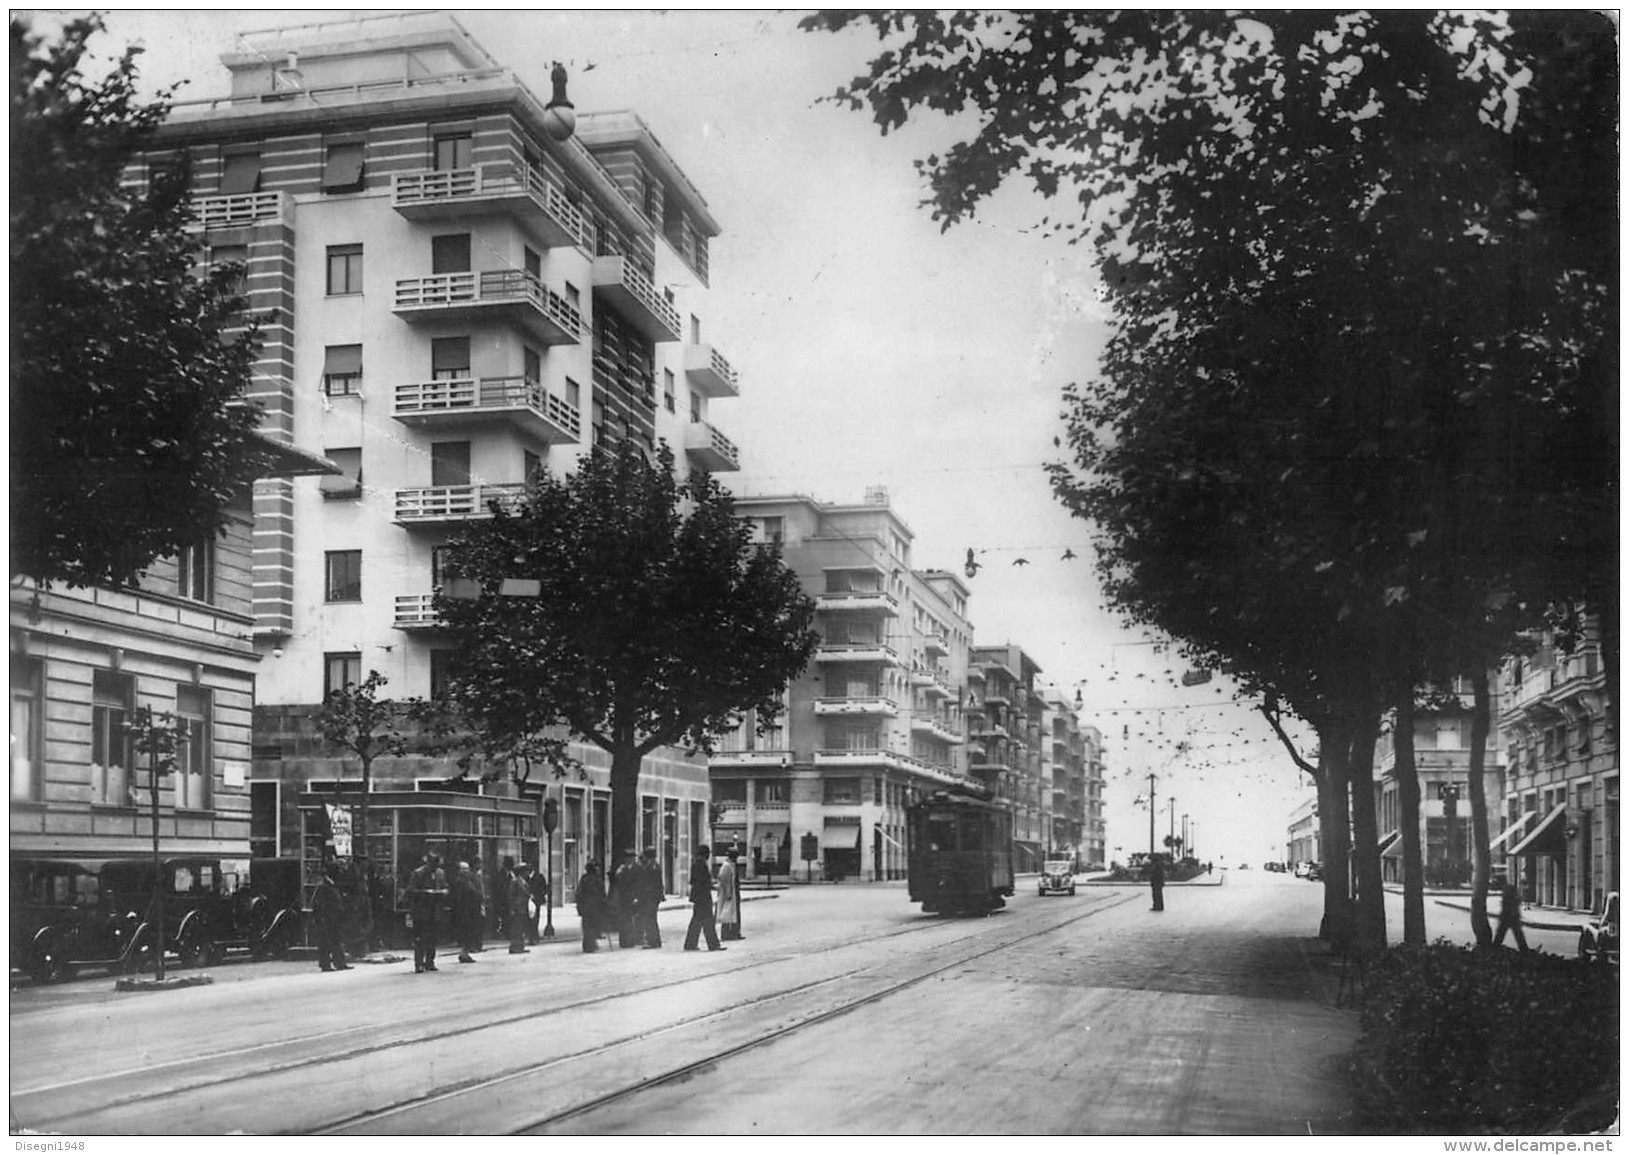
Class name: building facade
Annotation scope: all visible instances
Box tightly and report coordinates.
[1286,796,1320,868]
[967,644,1047,870]
[1497,609,1618,913]
[141,13,743,901]
[714,491,980,882]
[1081,723,1108,869]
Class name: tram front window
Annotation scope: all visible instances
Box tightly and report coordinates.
[959,813,984,851]
[926,814,956,851]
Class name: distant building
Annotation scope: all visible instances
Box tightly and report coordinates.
[1286,796,1320,867]
[1497,608,1618,913]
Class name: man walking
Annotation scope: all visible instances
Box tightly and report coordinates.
[683,845,725,952]
[717,848,743,941]
[406,851,448,973]
[312,866,351,972]
[1148,852,1166,912]
[451,860,484,964]
[637,848,664,948]
[527,863,549,944]
[1493,873,1530,952]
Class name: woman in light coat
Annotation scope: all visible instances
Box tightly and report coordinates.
[716,848,742,941]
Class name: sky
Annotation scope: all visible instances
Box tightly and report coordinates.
[77,6,1320,867]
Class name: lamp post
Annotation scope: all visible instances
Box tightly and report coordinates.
[541,791,559,940]
[1146,772,1157,858]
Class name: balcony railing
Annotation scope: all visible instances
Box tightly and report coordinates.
[191,190,289,230]
[707,749,790,768]
[393,482,527,526]
[590,254,682,342]
[813,696,898,718]
[684,343,740,398]
[815,590,900,617]
[394,375,580,443]
[684,421,741,473]
[923,633,949,657]
[394,270,585,346]
[911,716,965,744]
[393,593,445,630]
[392,163,587,249]
[817,643,900,666]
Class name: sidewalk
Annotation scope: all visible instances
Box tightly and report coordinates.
[1377,881,1597,933]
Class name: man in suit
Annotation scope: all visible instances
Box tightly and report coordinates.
[683,845,725,952]
[405,851,448,972]
[312,866,351,972]
[637,848,664,948]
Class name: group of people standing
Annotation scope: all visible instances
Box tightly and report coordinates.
[574,845,745,954]
[400,851,550,973]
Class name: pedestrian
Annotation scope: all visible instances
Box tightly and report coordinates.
[1148,852,1166,912]
[405,851,448,973]
[451,860,484,964]
[1493,874,1530,952]
[312,866,351,972]
[608,851,640,948]
[527,863,549,944]
[576,861,609,952]
[508,863,532,954]
[470,854,492,948]
[717,848,743,941]
[683,844,725,952]
[496,856,516,941]
[637,847,664,948]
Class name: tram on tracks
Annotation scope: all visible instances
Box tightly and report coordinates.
[906,783,1015,915]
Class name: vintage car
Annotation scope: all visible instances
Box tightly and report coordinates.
[11,858,142,983]
[1578,892,1618,965]
[1037,859,1077,896]
[99,856,297,968]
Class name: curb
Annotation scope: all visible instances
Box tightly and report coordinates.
[114,973,215,993]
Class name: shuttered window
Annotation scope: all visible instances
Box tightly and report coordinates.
[219,152,261,194]
[322,141,365,192]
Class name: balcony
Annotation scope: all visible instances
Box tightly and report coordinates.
[965,665,985,683]
[813,696,898,718]
[707,749,790,769]
[394,270,585,346]
[924,633,949,658]
[393,483,527,527]
[817,643,901,666]
[591,255,682,342]
[684,421,741,472]
[394,376,579,443]
[392,163,587,249]
[191,190,290,231]
[911,716,965,745]
[684,344,740,398]
[393,594,445,631]
[815,590,899,617]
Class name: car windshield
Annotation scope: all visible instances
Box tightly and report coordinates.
[1044,862,1071,873]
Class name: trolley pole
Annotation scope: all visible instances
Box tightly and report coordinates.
[1147,773,1157,859]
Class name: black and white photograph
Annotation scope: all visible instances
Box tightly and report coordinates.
[9,7,1619,1142]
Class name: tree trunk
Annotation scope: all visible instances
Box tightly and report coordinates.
[609,740,644,867]
[1467,668,1494,946]
[1396,687,1426,944]
[1317,722,1354,947]
[1347,707,1387,953]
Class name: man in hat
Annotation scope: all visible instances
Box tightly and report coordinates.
[508,863,532,954]
[683,845,725,952]
[717,848,743,941]
[312,865,351,972]
[450,860,484,964]
[608,850,641,948]
[637,847,664,948]
[405,851,448,973]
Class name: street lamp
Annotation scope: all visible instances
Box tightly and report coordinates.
[541,792,559,940]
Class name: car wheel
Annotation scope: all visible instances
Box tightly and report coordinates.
[176,924,210,968]
[1069,886,1077,896]
[28,936,69,985]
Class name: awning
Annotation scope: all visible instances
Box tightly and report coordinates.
[823,820,862,849]
[322,142,365,191]
[1507,803,1570,857]
[1488,811,1536,854]
[1377,830,1402,858]
[219,152,262,195]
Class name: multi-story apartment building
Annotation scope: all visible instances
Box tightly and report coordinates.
[139,13,742,901]
[10,437,335,863]
[1081,723,1107,869]
[1040,689,1087,863]
[715,491,978,882]
[1498,609,1618,913]
[1286,796,1321,868]
[1373,679,1505,887]
[967,644,1045,871]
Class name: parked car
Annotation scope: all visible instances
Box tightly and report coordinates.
[1037,860,1077,896]
[10,858,143,983]
[1578,892,1618,964]
[98,856,294,968]
[1304,862,1325,882]
[1293,861,1311,878]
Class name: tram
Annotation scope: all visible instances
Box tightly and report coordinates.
[906,784,1015,916]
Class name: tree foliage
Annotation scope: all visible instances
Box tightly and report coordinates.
[807,10,1617,951]
[436,447,820,860]
[11,14,267,588]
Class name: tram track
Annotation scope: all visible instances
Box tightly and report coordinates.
[14,890,1137,1134]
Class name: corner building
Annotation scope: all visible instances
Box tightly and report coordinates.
[145,14,742,904]
[717,492,979,882]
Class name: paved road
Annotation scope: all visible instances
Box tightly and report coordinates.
[12,870,1377,1136]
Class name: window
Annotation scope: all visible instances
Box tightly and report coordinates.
[690,314,701,344]
[591,399,606,446]
[324,653,362,699]
[208,244,249,296]
[431,233,471,275]
[431,336,471,381]
[433,133,472,171]
[320,447,362,499]
[524,246,542,280]
[219,151,261,194]
[326,245,363,296]
[565,282,580,308]
[325,550,362,602]
[664,369,676,413]
[523,450,541,482]
[524,346,542,384]
[175,538,215,602]
[759,779,789,804]
[756,517,783,546]
[690,391,702,423]
[823,777,860,805]
[92,670,134,806]
[322,141,365,193]
[250,781,280,858]
[322,344,363,395]
[431,441,471,487]
[565,377,581,407]
[174,686,211,810]
[11,656,42,801]
[431,546,457,589]
[429,650,459,700]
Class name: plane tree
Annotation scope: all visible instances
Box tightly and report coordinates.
[434,446,820,863]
